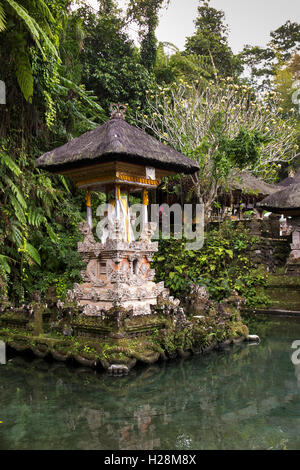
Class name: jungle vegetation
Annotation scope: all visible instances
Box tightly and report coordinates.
[0,0,299,305]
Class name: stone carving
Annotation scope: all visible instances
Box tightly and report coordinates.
[78,221,96,245]
[82,304,103,317]
[189,284,209,300]
[187,284,210,316]
[139,222,157,244]
[107,219,123,241]
[73,220,170,316]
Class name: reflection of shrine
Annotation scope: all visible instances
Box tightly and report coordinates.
[35,104,199,316]
[3,325,300,451]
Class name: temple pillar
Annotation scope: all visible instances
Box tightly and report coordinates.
[85,191,93,230]
[142,189,149,228]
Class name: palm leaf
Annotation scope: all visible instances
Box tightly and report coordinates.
[15,49,34,102]
[5,0,40,41]
[32,16,59,59]
[32,0,55,24]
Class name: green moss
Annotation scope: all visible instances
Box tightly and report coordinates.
[0,305,249,372]
[267,274,300,288]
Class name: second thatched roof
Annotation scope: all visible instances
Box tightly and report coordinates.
[258,183,300,213]
[227,170,280,197]
[35,117,200,175]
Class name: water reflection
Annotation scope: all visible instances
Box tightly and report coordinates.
[1,320,300,450]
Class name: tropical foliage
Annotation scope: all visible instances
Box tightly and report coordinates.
[138,79,298,211]
[0,0,299,304]
[152,222,269,306]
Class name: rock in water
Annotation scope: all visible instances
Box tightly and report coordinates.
[246,334,260,343]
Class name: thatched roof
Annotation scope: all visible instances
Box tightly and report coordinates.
[277,175,297,187]
[258,183,300,213]
[227,170,279,197]
[35,117,199,175]
[277,169,300,188]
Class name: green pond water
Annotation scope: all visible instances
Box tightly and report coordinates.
[1,318,300,450]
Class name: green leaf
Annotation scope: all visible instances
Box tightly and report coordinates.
[34,0,55,24]
[0,254,12,273]
[5,0,41,41]
[3,176,27,209]
[9,195,26,225]
[15,50,34,102]
[25,243,41,265]
[27,207,46,227]
[226,249,234,259]
[0,152,21,176]
[58,175,70,194]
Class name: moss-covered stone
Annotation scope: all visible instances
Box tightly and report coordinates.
[0,296,250,375]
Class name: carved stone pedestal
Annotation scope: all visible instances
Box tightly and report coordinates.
[73,221,169,316]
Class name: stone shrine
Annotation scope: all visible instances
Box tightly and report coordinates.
[35,104,199,317]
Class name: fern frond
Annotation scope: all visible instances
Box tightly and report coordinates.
[3,245,17,257]
[0,254,12,273]
[31,16,60,59]
[3,175,27,209]
[9,219,24,247]
[45,221,59,243]
[27,206,46,227]
[0,151,21,176]
[9,194,26,225]
[36,186,57,206]
[58,174,70,193]
[5,0,51,61]
[25,242,41,265]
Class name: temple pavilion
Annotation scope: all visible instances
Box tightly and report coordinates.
[35,104,199,316]
[259,183,300,274]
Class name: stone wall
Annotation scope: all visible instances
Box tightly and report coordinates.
[247,237,290,272]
